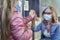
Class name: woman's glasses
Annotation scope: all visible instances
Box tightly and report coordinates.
[44,12,52,15]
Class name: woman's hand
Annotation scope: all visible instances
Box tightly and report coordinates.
[46,24,50,32]
[46,21,51,32]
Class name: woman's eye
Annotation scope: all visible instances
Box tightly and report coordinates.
[44,12,52,14]
[48,13,51,14]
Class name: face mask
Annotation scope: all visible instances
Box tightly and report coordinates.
[15,0,22,14]
[15,4,21,12]
[18,0,22,7]
[43,14,52,21]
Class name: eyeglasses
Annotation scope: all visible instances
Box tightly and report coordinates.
[44,12,52,15]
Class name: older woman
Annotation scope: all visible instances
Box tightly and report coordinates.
[32,6,60,40]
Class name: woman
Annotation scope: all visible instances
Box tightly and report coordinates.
[32,6,60,40]
[10,2,36,40]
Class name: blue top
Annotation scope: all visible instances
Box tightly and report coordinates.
[32,22,60,40]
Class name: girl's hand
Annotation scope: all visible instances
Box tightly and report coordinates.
[29,10,37,19]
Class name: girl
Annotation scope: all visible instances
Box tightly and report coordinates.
[10,2,36,40]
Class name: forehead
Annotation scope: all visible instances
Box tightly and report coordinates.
[45,8,52,12]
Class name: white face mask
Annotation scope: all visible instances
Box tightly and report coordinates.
[43,14,52,21]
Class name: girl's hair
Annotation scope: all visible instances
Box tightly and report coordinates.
[42,6,58,23]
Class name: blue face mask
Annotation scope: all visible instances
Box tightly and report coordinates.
[43,14,52,21]
[15,1,22,12]
[15,4,21,12]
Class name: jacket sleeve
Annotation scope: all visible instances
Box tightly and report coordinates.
[31,23,42,32]
[53,23,60,40]
[23,16,33,24]
[10,13,25,40]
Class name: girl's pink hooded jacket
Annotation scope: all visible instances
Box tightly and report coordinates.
[10,7,33,40]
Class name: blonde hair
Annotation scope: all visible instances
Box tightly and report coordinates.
[42,6,58,23]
